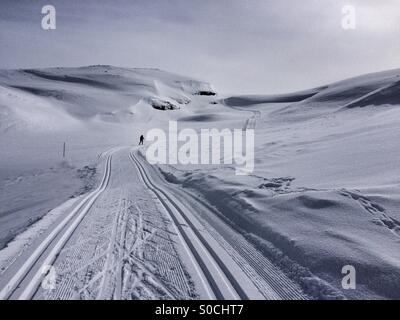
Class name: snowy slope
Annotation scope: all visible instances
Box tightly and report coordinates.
[1,66,400,299]
[222,87,324,106]
[225,68,400,114]
[159,68,400,299]
[0,66,217,249]
[0,66,215,130]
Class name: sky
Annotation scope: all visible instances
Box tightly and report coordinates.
[0,0,399,94]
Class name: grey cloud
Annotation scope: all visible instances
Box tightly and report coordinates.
[0,0,399,94]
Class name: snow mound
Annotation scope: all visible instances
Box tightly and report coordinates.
[341,80,400,109]
[156,67,400,299]
[223,68,400,112]
[304,69,400,107]
[223,88,323,107]
[0,66,213,132]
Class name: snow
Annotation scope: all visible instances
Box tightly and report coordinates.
[0,197,79,275]
[0,66,214,250]
[156,68,400,299]
[1,65,400,299]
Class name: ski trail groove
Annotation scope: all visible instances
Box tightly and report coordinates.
[166,186,309,300]
[0,151,114,300]
[129,151,265,300]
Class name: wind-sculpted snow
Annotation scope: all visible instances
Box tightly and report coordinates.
[22,69,120,90]
[305,69,400,106]
[1,66,400,299]
[222,88,323,106]
[0,66,212,130]
[159,68,400,299]
[0,66,216,258]
[342,80,400,109]
[224,69,400,113]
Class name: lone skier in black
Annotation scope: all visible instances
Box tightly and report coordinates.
[139,134,145,145]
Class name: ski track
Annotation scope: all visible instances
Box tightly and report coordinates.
[169,187,308,300]
[34,149,196,300]
[0,148,115,300]
[0,146,309,300]
[135,152,309,300]
[130,151,309,300]
[230,106,261,131]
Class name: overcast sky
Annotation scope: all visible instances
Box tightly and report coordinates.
[0,0,399,94]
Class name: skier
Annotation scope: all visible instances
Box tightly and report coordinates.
[139,134,145,146]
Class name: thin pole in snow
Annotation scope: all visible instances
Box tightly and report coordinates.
[63,142,66,158]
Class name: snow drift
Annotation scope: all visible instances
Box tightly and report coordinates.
[158,68,400,299]
[0,66,214,131]
[1,65,400,299]
[0,66,216,250]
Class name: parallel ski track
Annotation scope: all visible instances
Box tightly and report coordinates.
[165,183,309,300]
[0,150,114,300]
[129,151,267,300]
[132,151,308,300]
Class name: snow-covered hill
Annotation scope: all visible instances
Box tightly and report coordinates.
[0,65,216,132]
[160,68,400,299]
[0,66,218,249]
[1,66,400,299]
